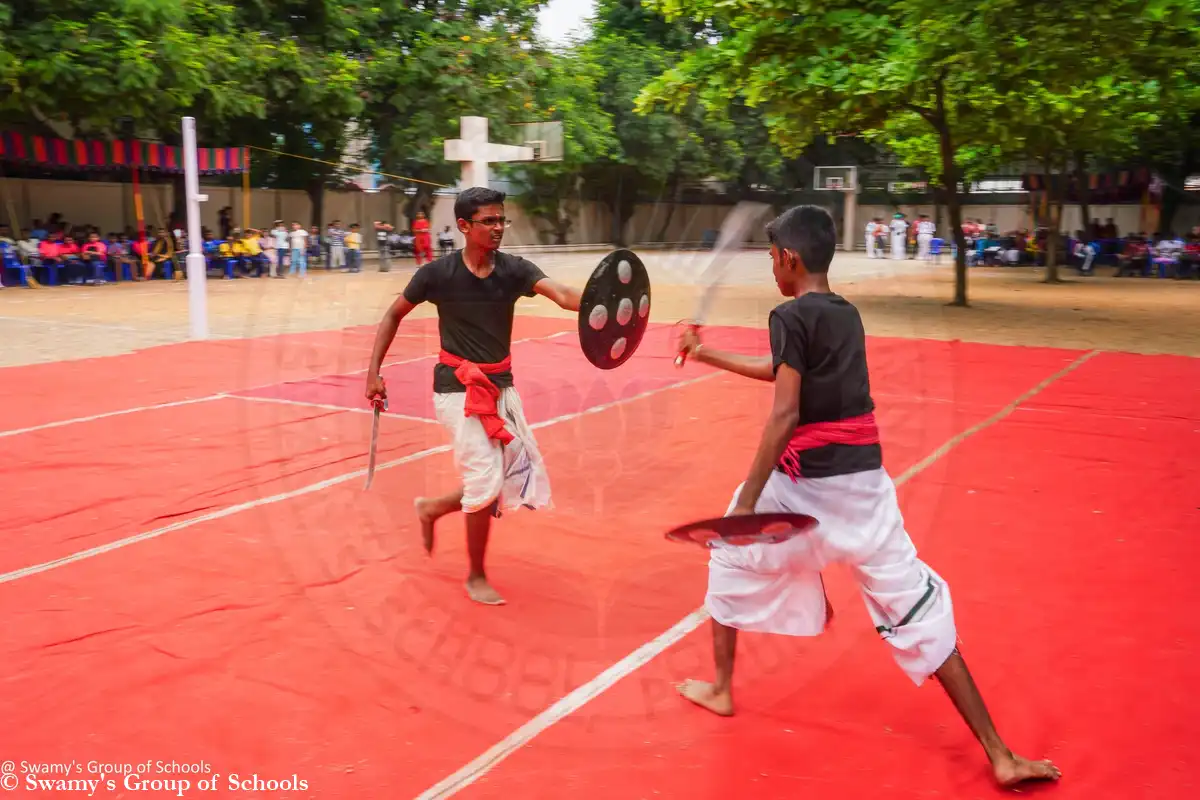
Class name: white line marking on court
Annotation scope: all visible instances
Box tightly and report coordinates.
[231,393,438,424]
[0,330,572,439]
[0,396,225,440]
[0,372,717,586]
[416,610,710,799]
[413,349,1102,800]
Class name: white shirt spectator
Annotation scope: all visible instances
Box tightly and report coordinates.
[289,228,308,250]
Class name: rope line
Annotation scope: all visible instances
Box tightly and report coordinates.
[246,145,451,189]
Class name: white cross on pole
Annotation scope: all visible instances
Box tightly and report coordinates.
[443,116,533,189]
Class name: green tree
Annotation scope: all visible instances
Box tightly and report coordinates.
[505,46,618,244]
[637,0,1025,305]
[0,0,265,138]
[361,1,544,223]
[582,0,763,246]
[220,1,369,226]
[1139,110,1200,234]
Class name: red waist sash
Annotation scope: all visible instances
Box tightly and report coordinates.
[439,350,514,444]
[777,412,880,479]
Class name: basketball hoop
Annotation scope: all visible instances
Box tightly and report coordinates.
[512,121,563,163]
[813,166,857,192]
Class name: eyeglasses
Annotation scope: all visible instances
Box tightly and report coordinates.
[469,216,509,228]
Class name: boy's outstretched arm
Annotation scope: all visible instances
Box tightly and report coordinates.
[365,294,418,401]
[533,277,582,311]
[677,327,775,382]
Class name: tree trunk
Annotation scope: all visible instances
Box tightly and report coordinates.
[553,202,571,245]
[1074,150,1090,238]
[611,172,626,246]
[932,80,968,306]
[655,177,682,242]
[405,185,435,226]
[307,182,324,229]
[1041,155,1063,283]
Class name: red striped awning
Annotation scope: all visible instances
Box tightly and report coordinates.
[0,131,248,174]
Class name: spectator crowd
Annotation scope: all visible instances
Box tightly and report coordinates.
[863,213,1200,278]
[0,211,459,288]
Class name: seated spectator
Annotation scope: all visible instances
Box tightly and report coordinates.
[1153,232,1185,278]
[18,229,38,263]
[149,228,176,279]
[109,233,137,281]
[1179,234,1200,280]
[37,235,64,281]
[1071,230,1096,275]
[235,228,266,277]
[79,231,109,284]
[1115,236,1148,277]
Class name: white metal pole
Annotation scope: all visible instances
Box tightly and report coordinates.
[181,116,209,340]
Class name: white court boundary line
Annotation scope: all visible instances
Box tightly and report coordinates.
[0,330,573,439]
[414,349,1101,800]
[0,372,717,586]
[232,394,438,425]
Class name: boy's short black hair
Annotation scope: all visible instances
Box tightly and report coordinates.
[765,205,837,274]
[455,187,506,222]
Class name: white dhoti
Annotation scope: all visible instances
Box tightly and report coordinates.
[433,388,552,515]
[706,468,957,686]
[891,233,906,260]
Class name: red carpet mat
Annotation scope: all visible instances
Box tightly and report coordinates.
[452,349,1199,800]
[2,325,1193,799]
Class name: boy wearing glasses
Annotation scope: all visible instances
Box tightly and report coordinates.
[365,187,582,605]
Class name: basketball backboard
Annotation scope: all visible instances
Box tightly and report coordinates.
[513,121,563,162]
[813,165,858,192]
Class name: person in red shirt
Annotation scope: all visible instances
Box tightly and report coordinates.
[58,236,82,284]
[412,211,432,266]
[80,231,109,284]
[37,235,62,283]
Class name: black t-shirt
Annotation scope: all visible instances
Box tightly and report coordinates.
[402,250,547,392]
[769,292,883,478]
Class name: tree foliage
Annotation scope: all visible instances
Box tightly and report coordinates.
[638,0,1200,302]
[361,0,544,220]
[638,0,1022,305]
[0,0,265,138]
[504,45,618,244]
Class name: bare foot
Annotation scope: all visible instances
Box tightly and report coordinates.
[414,498,435,555]
[465,577,505,605]
[676,679,733,717]
[993,752,1062,787]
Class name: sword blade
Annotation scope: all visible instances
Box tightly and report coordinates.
[674,202,771,366]
[364,402,382,489]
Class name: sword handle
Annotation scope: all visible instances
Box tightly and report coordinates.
[674,323,699,369]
